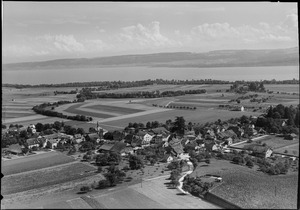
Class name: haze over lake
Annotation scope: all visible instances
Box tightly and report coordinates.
[2,66,299,85]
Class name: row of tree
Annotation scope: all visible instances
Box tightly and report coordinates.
[32,101,93,122]
[76,88,206,100]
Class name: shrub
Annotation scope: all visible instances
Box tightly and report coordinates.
[246,160,254,168]
[80,185,91,192]
[98,180,110,189]
[122,165,130,171]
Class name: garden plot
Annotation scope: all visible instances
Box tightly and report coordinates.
[2,162,96,195]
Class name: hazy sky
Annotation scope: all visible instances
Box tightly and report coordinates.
[2,2,298,63]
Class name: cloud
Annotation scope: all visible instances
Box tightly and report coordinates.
[282,12,298,29]
[117,21,179,49]
[41,34,85,53]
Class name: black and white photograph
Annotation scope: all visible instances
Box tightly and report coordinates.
[2,1,299,209]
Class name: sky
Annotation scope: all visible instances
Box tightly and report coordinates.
[2,2,298,63]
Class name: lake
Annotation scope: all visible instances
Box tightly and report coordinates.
[2,66,299,85]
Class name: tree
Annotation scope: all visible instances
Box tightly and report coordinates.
[19,130,28,139]
[98,179,110,189]
[76,127,85,135]
[53,121,62,131]
[146,122,151,129]
[89,127,97,133]
[129,154,144,170]
[172,116,186,136]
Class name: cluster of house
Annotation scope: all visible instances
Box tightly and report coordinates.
[4,120,295,160]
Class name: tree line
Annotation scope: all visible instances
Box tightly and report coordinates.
[32,100,93,122]
[76,88,206,100]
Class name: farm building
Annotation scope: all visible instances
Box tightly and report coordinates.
[205,142,219,152]
[284,133,297,140]
[247,145,273,158]
[7,144,23,154]
[168,138,184,157]
[217,129,237,140]
[98,143,115,153]
[150,127,170,135]
[98,142,127,154]
[26,138,40,149]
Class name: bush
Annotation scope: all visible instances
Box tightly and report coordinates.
[246,160,254,168]
[122,165,130,171]
[98,179,110,189]
[80,185,91,192]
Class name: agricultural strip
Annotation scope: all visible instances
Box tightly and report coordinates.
[273,143,299,156]
[101,107,258,127]
[191,159,298,209]
[94,187,165,209]
[129,176,220,209]
[64,103,115,118]
[2,115,50,124]
[84,104,144,115]
[97,108,172,123]
[1,162,96,195]
[2,151,75,176]
[232,135,299,150]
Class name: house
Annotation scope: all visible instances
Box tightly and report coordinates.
[28,124,36,133]
[131,138,143,147]
[86,133,100,143]
[227,125,244,138]
[26,138,40,149]
[120,146,134,156]
[7,144,23,154]
[284,133,297,140]
[47,139,60,149]
[37,137,48,148]
[224,137,233,145]
[98,143,115,153]
[136,131,153,145]
[205,142,219,152]
[161,154,174,163]
[74,134,85,144]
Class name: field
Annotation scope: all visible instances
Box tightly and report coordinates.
[2,84,299,132]
[265,84,299,94]
[100,107,258,128]
[2,151,75,176]
[1,162,96,195]
[85,104,144,114]
[191,159,298,209]
[231,135,299,156]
